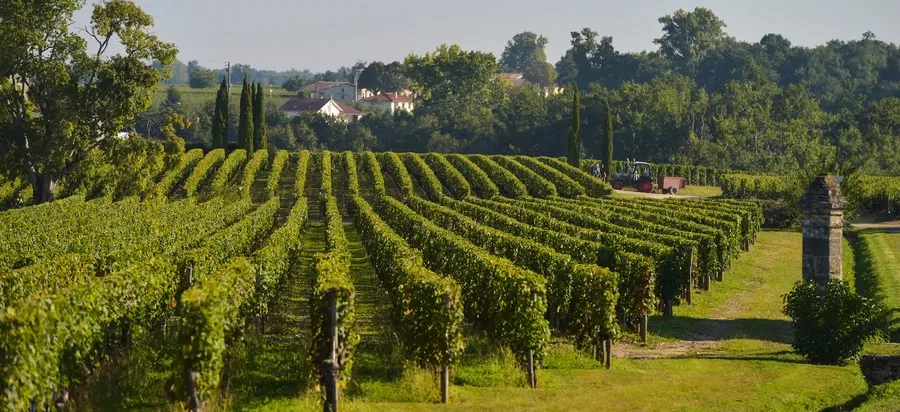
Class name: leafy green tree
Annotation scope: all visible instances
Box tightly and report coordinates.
[282,76,308,92]
[654,7,728,78]
[524,62,558,92]
[0,0,177,204]
[359,61,409,94]
[604,100,614,179]
[155,58,189,84]
[189,67,218,88]
[253,82,267,150]
[358,61,387,94]
[212,78,229,149]
[500,31,549,73]
[165,85,182,107]
[238,76,254,153]
[567,85,582,166]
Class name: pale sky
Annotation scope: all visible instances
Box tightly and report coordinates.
[73,0,900,72]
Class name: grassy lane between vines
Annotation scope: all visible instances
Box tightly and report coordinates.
[225,221,320,410]
[342,221,423,402]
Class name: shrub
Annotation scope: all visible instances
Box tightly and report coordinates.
[783,279,884,365]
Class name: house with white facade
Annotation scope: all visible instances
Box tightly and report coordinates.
[281,97,363,123]
[301,81,373,102]
[358,92,415,114]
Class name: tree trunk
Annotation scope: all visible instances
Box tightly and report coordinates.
[28,172,56,205]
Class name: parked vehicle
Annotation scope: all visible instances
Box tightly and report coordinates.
[610,160,687,194]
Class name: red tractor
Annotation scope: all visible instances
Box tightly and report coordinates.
[609,161,686,194]
[610,161,655,193]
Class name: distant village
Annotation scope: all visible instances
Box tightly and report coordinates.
[280,73,559,123]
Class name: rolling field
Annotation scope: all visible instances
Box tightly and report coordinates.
[151,84,297,111]
[0,150,896,411]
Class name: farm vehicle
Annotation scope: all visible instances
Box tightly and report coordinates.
[601,160,687,194]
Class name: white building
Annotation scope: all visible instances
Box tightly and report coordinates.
[301,81,373,102]
[281,97,363,123]
[358,92,415,114]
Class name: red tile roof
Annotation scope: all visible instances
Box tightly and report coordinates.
[360,92,412,103]
[281,97,331,112]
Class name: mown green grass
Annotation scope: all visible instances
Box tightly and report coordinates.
[251,230,898,411]
[859,229,900,341]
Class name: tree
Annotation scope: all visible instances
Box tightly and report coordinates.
[0,0,177,204]
[654,7,728,78]
[358,61,387,94]
[238,76,254,153]
[212,78,229,149]
[189,67,217,88]
[604,99,614,179]
[359,61,409,94]
[500,31,549,73]
[403,45,500,146]
[253,82,267,150]
[524,62,558,92]
[154,58,189,84]
[165,85,182,107]
[567,85,582,166]
[282,76,308,92]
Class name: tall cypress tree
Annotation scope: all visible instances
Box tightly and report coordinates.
[212,78,229,149]
[566,85,581,167]
[253,82,267,150]
[238,75,254,153]
[604,99,614,181]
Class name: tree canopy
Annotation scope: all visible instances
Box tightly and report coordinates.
[0,0,177,203]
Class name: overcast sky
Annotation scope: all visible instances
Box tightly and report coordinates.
[73,0,900,72]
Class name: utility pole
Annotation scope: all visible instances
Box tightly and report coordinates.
[353,69,362,102]
[226,62,231,96]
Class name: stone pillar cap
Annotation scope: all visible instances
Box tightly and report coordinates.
[799,174,847,211]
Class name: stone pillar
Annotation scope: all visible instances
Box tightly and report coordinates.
[798,174,847,287]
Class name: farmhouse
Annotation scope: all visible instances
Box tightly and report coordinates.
[281,97,363,123]
[358,92,415,114]
[302,81,373,102]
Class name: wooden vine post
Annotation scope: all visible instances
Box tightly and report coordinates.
[639,314,648,343]
[441,294,451,404]
[187,371,201,412]
[183,263,202,412]
[256,266,265,332]
[685,247,694,306]
[323,296,339,412]
[605,339,612,370]
[527,292,538,389]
